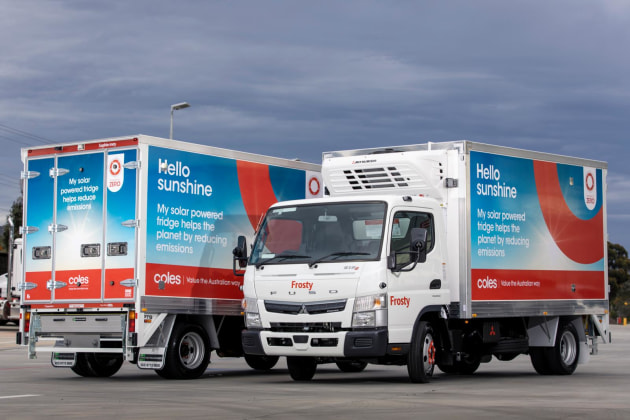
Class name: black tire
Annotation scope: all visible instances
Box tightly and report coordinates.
[495,352,519,361]
[455,353,481,375]
[530,347,553,375]
[547,322,580,375]
[244,354,279,371]
[86,353,124,377]
[335,360,368,373]
[287,356,317,381]
[436,362,458,374]
[437,355,481,375]
[71,353,96,377]
[407,321,436,383]
[156,322,210,379]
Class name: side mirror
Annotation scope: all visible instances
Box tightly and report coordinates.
[410,228,427,264]
[232,236,248,276]
[388,227,428,273]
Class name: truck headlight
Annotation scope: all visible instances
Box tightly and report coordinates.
[242,298,262,329]
[352,294,387,328]
[245,312,262,329]
[352,311,376,327]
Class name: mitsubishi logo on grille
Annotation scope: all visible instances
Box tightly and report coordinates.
[298,304,308,315]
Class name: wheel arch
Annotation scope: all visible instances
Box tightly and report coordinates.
[172,314,218,350]
[411,305,452,354]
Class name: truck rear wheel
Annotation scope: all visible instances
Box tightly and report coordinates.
[547,322,579,375]
[244,354,279,371]
[529,347,553,375]
[87,353,123,377]
[70,353,123,377]
[454,353,481,375]
[71,353,96,377]
[287,356,317,381]
[156,322,210,379]
[336,360,368,373]
[407,321,436,383]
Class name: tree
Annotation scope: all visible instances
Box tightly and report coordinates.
[608,241,630,318]
[2,196,22,251]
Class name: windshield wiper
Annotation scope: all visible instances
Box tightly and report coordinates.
[255,253,312,268]
[309,252,370,267]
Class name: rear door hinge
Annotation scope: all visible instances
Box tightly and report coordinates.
[47,280,67,290]
[21,171,41,180]
[21,226,39,235]
[121,220,139,228]
[123,161,140,170]
[48,224,68,233]
[120,279,137,288]
[49,167,70,178]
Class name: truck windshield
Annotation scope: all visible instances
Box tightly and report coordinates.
[250,202,386,267]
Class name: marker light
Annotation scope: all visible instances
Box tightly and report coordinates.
[129,310,136,332]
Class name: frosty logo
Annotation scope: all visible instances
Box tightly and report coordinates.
[108,153,125,193]
[583,167,597,211]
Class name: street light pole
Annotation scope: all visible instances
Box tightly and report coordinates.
[169,102,191,139]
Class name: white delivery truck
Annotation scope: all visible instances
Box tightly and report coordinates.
[235,141,610,382]
[1,238,22,325]
[17,135,321,379]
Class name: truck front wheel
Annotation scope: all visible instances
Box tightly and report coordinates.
[156,322,210,379]
[287,356,317,381]
[407,320,436,383]
[244,354,279,371]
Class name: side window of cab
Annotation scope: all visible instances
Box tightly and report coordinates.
[390,211,434,266]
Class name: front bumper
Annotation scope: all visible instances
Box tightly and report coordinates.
[242,329,388,358]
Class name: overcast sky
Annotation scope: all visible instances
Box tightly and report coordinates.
[1,0,629,251]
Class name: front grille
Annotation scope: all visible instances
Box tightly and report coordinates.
[270,322,343,333]
[265,299,347,315]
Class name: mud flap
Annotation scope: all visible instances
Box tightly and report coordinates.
[51,352,76,368]
[138,347,166,369]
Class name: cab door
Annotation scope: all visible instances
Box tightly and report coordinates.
[386,207,446,343]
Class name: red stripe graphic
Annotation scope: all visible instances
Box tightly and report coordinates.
[236,160,278,230]
[533,161,603,264]
[145,263,243,300]
[471,269,605,301]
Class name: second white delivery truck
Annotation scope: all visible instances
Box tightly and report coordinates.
[236,141,610,382]
[17,135,321,379]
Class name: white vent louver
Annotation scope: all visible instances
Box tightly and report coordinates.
[323,151,449,201]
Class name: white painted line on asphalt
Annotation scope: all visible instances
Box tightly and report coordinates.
[0,394,41,400]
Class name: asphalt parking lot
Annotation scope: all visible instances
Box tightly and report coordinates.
[1,324,629,420]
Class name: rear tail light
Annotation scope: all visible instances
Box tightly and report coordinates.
[23,311,31,333]
[128,310,136,332]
